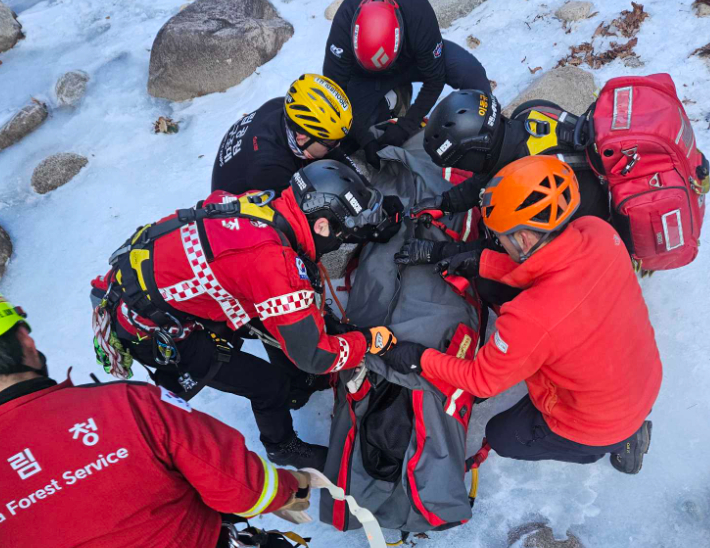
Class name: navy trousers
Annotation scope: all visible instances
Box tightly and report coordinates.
[485,395,628,464]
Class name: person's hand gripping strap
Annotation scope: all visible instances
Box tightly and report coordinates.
[364,326,398,356]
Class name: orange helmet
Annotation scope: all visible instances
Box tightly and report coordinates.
[481,155,581,235]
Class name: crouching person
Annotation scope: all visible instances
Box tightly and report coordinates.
[0,294,310,548]
[384,156,662,473]
[91,160,397,471]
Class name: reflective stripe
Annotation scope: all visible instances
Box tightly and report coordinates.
[462,209,473,241]
[255,290,315,320]
[446,389,464,416]
[180,223,250,329]
[235,456,279,518]
[331,336,350,372]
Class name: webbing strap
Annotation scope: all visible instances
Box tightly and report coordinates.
[411,209,464,242]
[303,468,388,548]
[466,438,491,508]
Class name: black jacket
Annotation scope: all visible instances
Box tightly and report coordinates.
[211,98,308,196]
[212,98,367,196]
[443,119,610,223]
[323,0,446,144]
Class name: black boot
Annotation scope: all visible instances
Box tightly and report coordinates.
[610,420,652,474]
[266,435,328,471]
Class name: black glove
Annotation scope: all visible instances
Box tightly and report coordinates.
[364,140,381,170]
[436,242,485,279]
[324,310,358,335]
[377,121,411,148]
[394,238,436,265]
[395,239,464,266]
[369,195,404,243]
[382,341,427,375]
[441,173,491,213]
[410,195,445,217]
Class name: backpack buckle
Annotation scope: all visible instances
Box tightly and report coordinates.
[525,118,550,137]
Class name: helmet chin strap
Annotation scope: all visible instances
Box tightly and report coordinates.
[284,118,310,160]
[508,230,554,262]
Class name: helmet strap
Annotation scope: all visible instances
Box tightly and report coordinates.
[511,230,554,263]
[284,118,309,160]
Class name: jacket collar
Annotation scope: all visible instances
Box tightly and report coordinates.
[0,373,73,416]
[273,187,317,261]
[480,223,583,289]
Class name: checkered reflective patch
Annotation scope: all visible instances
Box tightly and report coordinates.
[180,223,250,329]
[332,336,350,372]
[160,277,205,302]
[255,290,315,320]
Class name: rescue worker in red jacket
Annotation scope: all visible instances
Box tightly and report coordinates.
[394,89,612,307]
[383,156,662,474]
[323,0,490,169]
[91,160,398,471]
[0,295,311,548]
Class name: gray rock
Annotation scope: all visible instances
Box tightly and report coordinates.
[350,149,376,182]
[431,0,487,28]
[320,243,359,279]
[508,523,584,548]
[324,0,343,20]
[554,1,593,22]
[55,70,90,108]
[0,101,48,152]
[148,0,294,102]
[31,153,88,194]
[503,66,595,117]
[0,2,22,53]
[0,224,11,281]
[694,2,710,17]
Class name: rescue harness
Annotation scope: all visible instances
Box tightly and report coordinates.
[93,191,313,399]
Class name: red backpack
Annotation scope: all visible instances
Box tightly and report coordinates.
[588,74,709,271]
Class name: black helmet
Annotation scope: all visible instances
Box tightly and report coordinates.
[291,160,385,238]
[424,89,503,172]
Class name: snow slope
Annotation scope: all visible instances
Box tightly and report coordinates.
[0,0,708,546]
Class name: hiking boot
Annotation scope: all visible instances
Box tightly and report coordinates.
[266,436,328,471]
[610,420,652,474]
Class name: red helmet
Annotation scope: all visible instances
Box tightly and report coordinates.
[351,0,403,72]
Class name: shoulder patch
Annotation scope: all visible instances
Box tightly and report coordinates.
[494,331,508,354]
[159,386,192,413]
[295,257,309,280]
[433,41,443,59]
[330,43,344,58]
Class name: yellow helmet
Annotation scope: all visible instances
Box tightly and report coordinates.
[284,74,353,141]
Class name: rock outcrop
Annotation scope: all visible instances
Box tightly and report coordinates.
[148,0,293,102]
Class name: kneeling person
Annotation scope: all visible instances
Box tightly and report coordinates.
[92,161,397,471]
[212,74,360,197]
[385,156,661,474]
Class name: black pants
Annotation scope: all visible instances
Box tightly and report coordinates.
[147,332,310,447]
[347,39,490,146]
[485,395,628,464]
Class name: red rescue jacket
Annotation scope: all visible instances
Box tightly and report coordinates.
[422,217,663,446]
[112,187,367,375]
[0,376,298,548]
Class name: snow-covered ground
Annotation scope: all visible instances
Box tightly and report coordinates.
[1,0,708,546]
